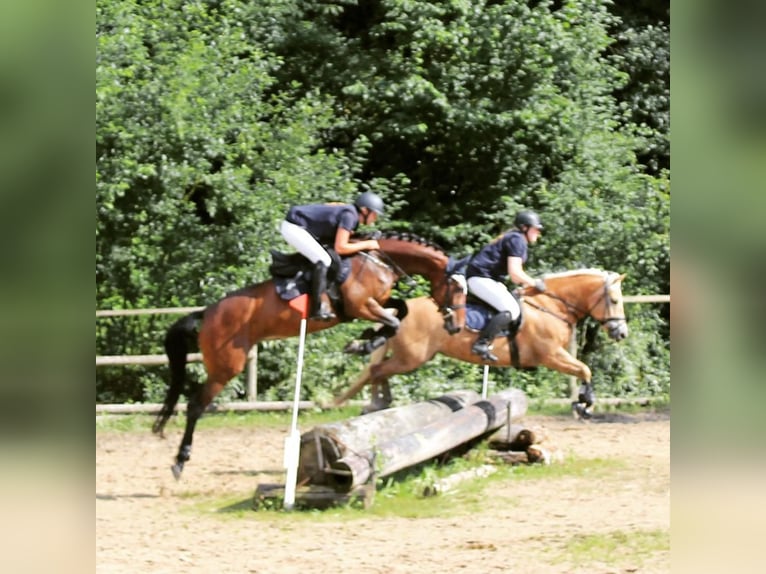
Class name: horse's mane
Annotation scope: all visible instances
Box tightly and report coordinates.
[542,268,606,280]
[355,230,448,255]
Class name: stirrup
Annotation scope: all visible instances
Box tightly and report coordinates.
[311,304,336,322]
[471,341,498,362]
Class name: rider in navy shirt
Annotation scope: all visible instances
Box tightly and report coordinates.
[465,210,546,361]
[280,192,385,321]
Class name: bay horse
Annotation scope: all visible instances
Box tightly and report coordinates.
[334,269,628,416]
[152,232,467,478]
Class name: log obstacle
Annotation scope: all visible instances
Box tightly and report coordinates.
[487,423,549,451]
[485,420,560,465]
[297,388,527,493]
[297,389,483,487]
[254,388,537,509]
[326,388,528,491]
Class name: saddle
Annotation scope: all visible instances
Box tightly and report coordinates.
[464,293,523,335]
[269,249,350,304]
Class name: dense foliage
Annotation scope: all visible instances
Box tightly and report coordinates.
[96,0,669,404]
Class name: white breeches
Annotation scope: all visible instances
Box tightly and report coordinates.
[280,220,332,266]
[467,276,520,318]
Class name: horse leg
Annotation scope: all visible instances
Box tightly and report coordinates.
[171,338,248,479]
[333,342,388,406]
[361,346,435,413]
[171,378,227,480]
[575,381,596,420]
[344,298,407,355]
[355,298,401,330]
[362,377,392,415]
[539,348,596,420]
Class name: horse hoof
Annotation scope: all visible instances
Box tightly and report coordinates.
[571,402,593,421]
[171,463,183,481]
[361,400,390,415]
[343,340,364,355]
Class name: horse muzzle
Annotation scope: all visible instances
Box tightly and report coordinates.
[604,319,628,341]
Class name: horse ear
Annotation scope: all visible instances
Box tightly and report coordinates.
[617,273,627,283]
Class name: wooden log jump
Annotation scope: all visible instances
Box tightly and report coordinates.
[297,390,482,486]
[299,388,528,492]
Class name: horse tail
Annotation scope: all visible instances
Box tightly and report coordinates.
[152,310,204,437]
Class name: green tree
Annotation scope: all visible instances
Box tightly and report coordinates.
[96,0,370,400]
[96,0,669,403]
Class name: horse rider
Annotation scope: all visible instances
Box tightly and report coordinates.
[280,191,385,321]
[465,210,547,361]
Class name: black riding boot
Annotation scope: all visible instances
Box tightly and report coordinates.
[471,311,513,362]
[310,262,336,321]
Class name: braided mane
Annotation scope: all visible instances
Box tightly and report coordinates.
[355,230,448,255]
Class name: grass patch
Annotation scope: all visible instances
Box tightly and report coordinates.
[185,446,626,523]
[500,456,626,481]
[528,397,670,417]
[552,528,670,569]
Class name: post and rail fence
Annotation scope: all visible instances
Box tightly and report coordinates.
[95,295,669,414]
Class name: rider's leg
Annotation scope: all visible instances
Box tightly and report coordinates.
[309,260,335,320]
[466,277,520,362]
[279,220,332,265]
[471,311,513,361]
[279,221,335,320]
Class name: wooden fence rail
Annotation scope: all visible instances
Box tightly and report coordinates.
[95,295,669,404]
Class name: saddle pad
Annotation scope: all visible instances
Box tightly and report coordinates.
[273,271,311,301]
[465,302,495,332]
[271,257,352,302]
[464,302,519,336]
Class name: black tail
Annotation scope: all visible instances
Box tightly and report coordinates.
[152,310,203,436]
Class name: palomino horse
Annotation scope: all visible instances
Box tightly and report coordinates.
[334,269,628,416]
[152,232,467,478]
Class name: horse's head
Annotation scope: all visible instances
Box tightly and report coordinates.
[590,272,629,341]
[538,269,628,341]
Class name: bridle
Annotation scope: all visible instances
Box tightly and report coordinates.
[525,273,627,329]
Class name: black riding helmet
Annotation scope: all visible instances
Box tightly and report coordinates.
[514,210,543,230]
[355,191,385,215]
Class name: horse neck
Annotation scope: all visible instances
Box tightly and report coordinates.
[352,253,398,284]
[377,239,447,282]
[545,274,605,317]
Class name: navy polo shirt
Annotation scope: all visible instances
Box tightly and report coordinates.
[466,230,528,280]
[286,203,360,244]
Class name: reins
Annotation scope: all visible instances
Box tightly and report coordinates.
[371,250,418,292]
[523,297,576,327]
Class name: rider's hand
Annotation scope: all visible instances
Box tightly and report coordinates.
[533,278,546,292]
